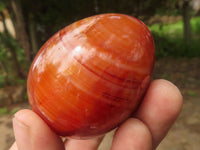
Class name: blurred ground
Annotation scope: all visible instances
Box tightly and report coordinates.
[0,57,200,150]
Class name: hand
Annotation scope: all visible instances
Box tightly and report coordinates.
[9,79,182,150]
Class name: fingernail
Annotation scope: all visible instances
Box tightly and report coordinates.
[13,114,31,150]
[13,117,29,129]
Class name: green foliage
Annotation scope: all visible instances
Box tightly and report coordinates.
[191,17,200,35]
[0,0,199,90]
[16,79,25,84]
[161,73,171,81]
[24,93,28,100]
[0,74,5,87]
[0,107,21,115]
[10,108,20,115]
[150,17,200,57]
[0,107,8,114]
[20,0,167,44]
[188,90,197,97]
[0,33,27,87]
[0,0,6,12]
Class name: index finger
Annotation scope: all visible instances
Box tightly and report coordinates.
[135,79,183,148]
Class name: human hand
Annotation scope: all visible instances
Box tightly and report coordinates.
[9,79,182,150]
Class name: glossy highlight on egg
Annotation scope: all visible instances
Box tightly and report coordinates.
[27,13,155,138]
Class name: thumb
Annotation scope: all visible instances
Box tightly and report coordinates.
[12,109,65,150]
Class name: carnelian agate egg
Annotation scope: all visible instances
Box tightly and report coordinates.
[27,13,155,138]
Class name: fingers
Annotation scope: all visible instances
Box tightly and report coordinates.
[10,79,182,150]
[110,118,152,150]
[12,109,65,150]
[11,109,103,150]
[9,142,18,150]
[64,136,104,150]
[135,79,183,148]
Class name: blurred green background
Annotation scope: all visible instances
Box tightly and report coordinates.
[0,0,200,149]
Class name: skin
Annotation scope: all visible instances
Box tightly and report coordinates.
[9,79,183,150]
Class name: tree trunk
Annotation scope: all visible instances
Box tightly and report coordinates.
[10,0,32,63]
[0,12,9,35]
[182,0,191,43]
[135,0,141,17]
[0,11,25,78]
[94,0,99,14]
[6,38,25,78]
[28,14,38,57]
[0,60,9,86]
